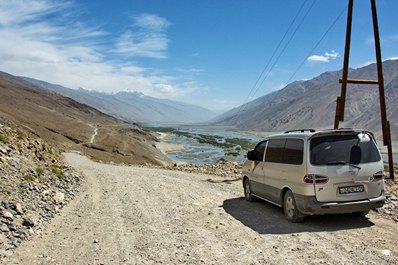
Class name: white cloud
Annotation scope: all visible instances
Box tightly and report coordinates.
[0,0,65,26]
[113,14,171,59]
[388,56,398,60]
[132,13,171,32]
[0,0,198,100]
[307,55,329,62]
[307,50,339,62]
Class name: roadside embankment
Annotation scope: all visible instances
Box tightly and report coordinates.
[0,120,84,258]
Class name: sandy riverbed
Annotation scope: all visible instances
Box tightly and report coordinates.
[155,132,184,154]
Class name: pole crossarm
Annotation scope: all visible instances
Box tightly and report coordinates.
[338,78,379,85]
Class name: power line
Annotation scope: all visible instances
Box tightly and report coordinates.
[253,0,316,98]
[231,2,348,125]
[244,0,310,103]
[233,0,314,120]
[284,5,347,86]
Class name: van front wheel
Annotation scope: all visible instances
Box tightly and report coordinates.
[283,190,305,223]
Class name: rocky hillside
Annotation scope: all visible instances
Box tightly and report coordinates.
[21,77,217,124]
[214,60,398,143]
[0,118,84,257]
[0,71,170,166]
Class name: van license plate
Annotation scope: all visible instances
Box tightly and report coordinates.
[339,185,364,194]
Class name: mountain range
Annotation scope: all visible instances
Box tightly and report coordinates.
[21,77,217,125]
[0,71,170,166]
[213,59,398,144]
[1,59,397,155]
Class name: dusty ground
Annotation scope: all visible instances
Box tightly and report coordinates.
[4,152,398,265]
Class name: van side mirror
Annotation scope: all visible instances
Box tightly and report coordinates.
[247,150,256,160]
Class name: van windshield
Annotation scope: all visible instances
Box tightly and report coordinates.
[310,134,381,166]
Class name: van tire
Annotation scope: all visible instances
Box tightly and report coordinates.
[283,190,305,222]
[243,178,255,202]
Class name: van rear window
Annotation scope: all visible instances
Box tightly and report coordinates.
[310,134,381,165]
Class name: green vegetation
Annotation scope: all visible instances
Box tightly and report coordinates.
[146,126,258,161]
[51,164,64,179]
[143,126,176,133]
[190,134,255,152]
[35,167,44,176]
[0,134,9,143]
[23,175,36,182]
[16,129,25,139]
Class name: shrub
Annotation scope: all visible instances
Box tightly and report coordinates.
[35,167,44,176]
[16,129,25,139]
[23,175,35,182]
[51,164,64,179]
[0,135,9,143]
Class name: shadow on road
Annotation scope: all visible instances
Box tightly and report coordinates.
[205,178,241,184]
[223,197,374,234]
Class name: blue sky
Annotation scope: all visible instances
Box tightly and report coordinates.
[0,0,397,112]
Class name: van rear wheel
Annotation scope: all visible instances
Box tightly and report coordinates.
[243,178,255,202]
[283,190,305,223]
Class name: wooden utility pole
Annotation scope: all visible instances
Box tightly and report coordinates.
[334,0,395,179]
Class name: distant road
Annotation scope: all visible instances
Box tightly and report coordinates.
[6,153,398,264]
[89,125,98,144]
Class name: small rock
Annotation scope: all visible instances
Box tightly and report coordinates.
[3,211,13,220]
[53,192,65,204]
[1,200,10,209]
[0,224,10,232]
[380,249,391,256]
[0,249,13,257]
[22,217,35,227]
[9,237,21,247]
[17,228,28,237]
[7,223,17,231]
[93,239,99,243]
[15,203,23,214]
[0,233,7,244]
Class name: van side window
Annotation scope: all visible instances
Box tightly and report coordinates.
[284,139,304,165]
[265,138,304,165]
[265,139,285,163]
[253,141,267,161]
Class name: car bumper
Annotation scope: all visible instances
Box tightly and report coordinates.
[295,193,385,215]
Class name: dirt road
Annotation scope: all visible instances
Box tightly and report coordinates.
[5,153,398,264]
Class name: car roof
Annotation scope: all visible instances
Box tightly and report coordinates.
[266,128,373,140]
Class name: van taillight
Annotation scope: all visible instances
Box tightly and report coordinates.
[373,171,385,181]
[304,174,329,184]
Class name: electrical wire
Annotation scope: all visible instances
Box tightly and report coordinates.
[284,5,347,86]
[232,0,314,120]
[253,0,316,98]
[230,2,347,125]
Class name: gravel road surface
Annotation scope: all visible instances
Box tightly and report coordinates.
[5,152,398,264]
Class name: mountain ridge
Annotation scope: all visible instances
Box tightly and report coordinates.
[20,77,217,124]
[213,60,398,144]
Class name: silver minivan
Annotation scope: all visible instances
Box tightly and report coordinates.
[242,129,385,222]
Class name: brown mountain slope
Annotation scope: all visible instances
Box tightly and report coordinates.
[214,60,398,146]
[0,71,170,166]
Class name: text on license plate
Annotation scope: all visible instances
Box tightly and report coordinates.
[339,185,364,194]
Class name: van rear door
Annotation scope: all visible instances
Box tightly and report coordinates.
[308,133,384,203]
